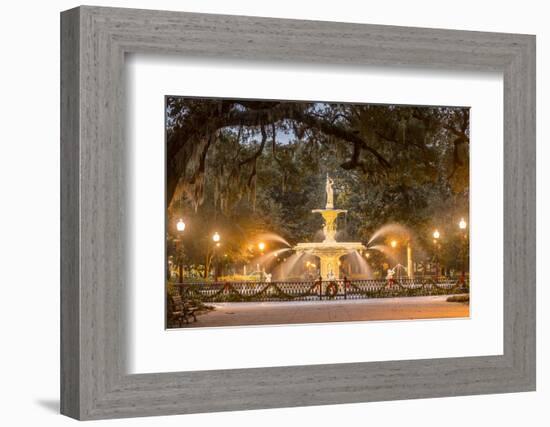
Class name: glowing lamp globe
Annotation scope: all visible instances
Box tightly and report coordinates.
[176,218,186,232]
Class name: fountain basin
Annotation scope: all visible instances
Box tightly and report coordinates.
[294,241,366,279]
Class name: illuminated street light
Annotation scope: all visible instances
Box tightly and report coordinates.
[390,240,398,248]
[258,242,266,252]
[211,232,221,281]
[173,221,186,282]
[176,218,186,232]
[432,230,440,282]
[458,218,468,284]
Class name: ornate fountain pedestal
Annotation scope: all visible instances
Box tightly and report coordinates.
[294,175,366,280]
[311,208,346,243]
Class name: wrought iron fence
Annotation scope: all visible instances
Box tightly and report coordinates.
[174,277,469,303]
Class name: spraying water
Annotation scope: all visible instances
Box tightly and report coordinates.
[250,248,292,274]
[346,250,373,279]
[368,244,400,265]
[273,251,306,281]
[391,263,408,279]
[368,223,412,246]
[256,232,291,248]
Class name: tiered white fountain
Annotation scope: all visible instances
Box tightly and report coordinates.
[294,175,366,279]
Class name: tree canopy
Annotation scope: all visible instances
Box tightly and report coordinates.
[166,98,469,275]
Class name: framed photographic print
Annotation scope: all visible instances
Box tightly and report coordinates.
[61,6,536,420]
[164,96,472,329]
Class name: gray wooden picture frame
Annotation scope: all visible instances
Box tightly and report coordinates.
[60,5,536,420]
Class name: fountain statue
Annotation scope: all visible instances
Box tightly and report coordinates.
[294,175,366,279]
[325,174,334,209]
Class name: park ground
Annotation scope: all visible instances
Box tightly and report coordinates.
[178,295,469,328]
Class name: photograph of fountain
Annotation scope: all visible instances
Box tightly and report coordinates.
[165,97,470,328]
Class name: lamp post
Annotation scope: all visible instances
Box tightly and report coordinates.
[212,232,221,281]
[175,219,186,282]
[458,218,468,284]
[432,230,440,282]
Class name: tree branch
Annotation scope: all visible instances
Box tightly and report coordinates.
[239,124,268,166]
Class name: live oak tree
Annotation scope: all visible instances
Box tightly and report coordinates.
[166,98,469,276]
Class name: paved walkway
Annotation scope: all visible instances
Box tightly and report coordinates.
[182,295,469,328]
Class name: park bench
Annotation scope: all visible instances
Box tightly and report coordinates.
[169,294,201,326]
